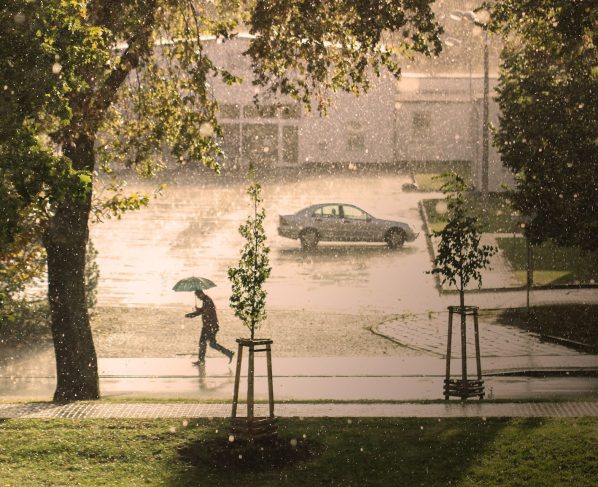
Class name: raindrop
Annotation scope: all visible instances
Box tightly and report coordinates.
[14,12,26,24]
[52,63,62,75]
[238,454,243,459]
[228,434,235,443]
[302,434,307,439]
[347,419,352,424]
[435,201,448,215]
[182,420,188,427]
[290,438,298,447]
[199,122,214,138]
[169,426,176,433]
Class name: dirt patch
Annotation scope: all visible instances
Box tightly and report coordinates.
[91,306,420,357]
[178,434,322,472]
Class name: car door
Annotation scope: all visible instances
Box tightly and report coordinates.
[311,204,343,241]
[339,205,372,241]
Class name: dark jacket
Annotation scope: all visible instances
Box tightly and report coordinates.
[188,295,219,333]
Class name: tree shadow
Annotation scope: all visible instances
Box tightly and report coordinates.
[177,434,323,474]
[162,417,514,486]
[496,305,598,350]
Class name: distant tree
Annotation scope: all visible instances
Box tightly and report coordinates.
[1,0,442,401]
[430,174,497,309]
[228,179,271,340]
[490,0,598,250]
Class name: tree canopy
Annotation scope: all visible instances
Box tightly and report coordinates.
[490,0,598,250]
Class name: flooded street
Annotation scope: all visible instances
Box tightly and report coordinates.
[91,170,441,314]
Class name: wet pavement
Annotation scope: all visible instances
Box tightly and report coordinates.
[90,171,443,313]
[1,401,597,419]
[376,310,593,358]
[3,171,598,404]
[1,355,597,402]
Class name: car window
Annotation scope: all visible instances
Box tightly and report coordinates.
[314,205,341,218]
[342,205,368,220]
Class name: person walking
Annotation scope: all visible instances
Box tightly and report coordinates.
[185,289,234,366]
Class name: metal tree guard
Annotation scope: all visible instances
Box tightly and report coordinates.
[444,305,485,400]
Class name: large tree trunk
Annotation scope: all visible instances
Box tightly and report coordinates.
[43,134,99,401]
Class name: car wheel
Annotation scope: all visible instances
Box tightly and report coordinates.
[300,229,319,250]
[386,228,405,249]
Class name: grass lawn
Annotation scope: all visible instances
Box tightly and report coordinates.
[497,237,598,286]
[422,194,520,234]
[413,173,447,192]
[0,418,596,486]
[413,171,472,192]
[497,304,598,349]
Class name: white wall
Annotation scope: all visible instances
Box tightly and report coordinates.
[298,74,396,164]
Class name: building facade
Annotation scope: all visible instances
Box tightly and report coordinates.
[204,38,513,192]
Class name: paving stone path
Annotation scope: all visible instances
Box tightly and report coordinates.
[376,311,581,358]
[1,401,597,419]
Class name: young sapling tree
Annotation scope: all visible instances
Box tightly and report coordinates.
[430,174,497,399]
[228,180,271,340]
[430,174,497,308]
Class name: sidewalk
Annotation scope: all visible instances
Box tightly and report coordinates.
[1,400,597,419]
[2,355,597,402]
[374,310,595,358]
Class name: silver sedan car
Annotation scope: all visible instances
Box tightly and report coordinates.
[278,203,418,250]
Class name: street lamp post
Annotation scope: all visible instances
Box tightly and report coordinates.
[481,29,489,193]
[450,10,490,193]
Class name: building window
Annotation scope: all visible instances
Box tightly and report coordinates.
[412,111,431,135]
[220,123,241,164]
[279,104,301,119]
[348,133,366,151]
[219,104,241,119]
[281,126,299,164]
[242,124,278,167]
[243,104,277,118]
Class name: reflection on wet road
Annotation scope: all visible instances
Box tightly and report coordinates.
[91,172,441,313]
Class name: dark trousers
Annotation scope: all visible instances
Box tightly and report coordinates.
[198,327,233,363]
